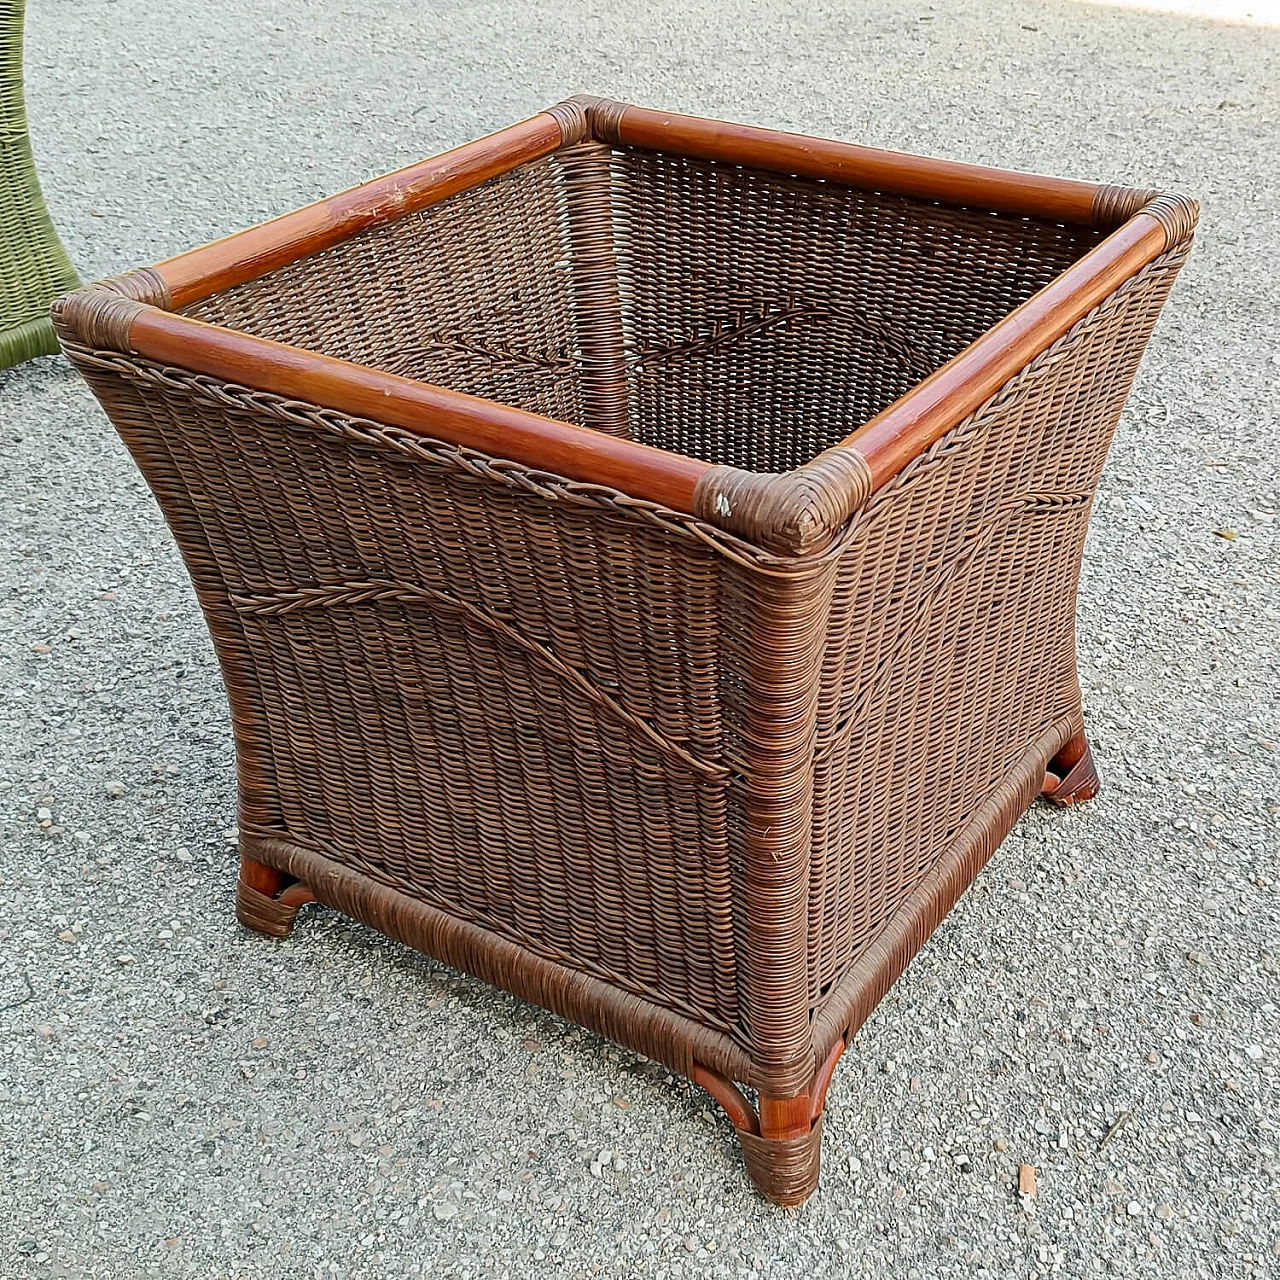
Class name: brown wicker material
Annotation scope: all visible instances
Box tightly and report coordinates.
[53,98,1196,1206]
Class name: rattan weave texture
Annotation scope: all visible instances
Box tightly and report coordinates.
[0,0,77,368]
[55,99,1195,1205]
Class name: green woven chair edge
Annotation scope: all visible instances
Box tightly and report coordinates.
[0,312,64,367]
[2,0,80,370]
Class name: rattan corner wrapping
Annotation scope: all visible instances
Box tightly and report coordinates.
[54,97,1195,1205]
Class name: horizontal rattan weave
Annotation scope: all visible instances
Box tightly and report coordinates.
[54,96,1196,1205]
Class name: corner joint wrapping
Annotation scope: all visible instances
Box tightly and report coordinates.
[693,447,872,557]
[50,269,170,353]
[1140,193,1200,245]
[547,95,628,147]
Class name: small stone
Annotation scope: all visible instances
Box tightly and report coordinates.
[175,848,193,863]
[1244,1045,1264,1061]
[1212,529,1237,540]
[73,830,91,844]
[36,807,52,822]
[551,1231,567,1246]
[1155,1204,1174,1221]
[683,1237,698,1254]
[432,1201,458,1221]
[612,1096,631,1109]
[252,1036,269,1050]
[1127,1201,1143,1217]
[1033,1117,1054,1135]
[116,954,135,965]
[1187,950,1206,964]
[347,1133,364,1147]
[105,780,126,798]
[922,1145,936,1161]
[1018,1164,1037,1197]
[16,1239,38,1256]
[521,1038,542,1053]
[37,1024,53,1040]
[993,1138,1008,1152]
[58,930,76,942]
[1146,1052,1160,1065]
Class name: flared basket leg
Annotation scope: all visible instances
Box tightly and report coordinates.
[738,1115,825,1207]
[695,1043,845,1206]
[1042,729,1101,806]
[235,853,309,938]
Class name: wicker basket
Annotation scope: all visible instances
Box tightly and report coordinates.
[54,97,1196,1205]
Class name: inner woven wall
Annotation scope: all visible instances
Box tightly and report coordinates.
[183,143,1107,473]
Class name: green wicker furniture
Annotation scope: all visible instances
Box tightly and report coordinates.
[54,97,1196,1205]
[1,0,77,368]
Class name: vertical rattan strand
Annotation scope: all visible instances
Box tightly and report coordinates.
[724,560,841,1099]
[554,141,632,437]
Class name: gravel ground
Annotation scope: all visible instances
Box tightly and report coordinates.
[2,1,1278,1276]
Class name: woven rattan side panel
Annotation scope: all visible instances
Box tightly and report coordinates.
[608,148,1107,471]
[183,157,585,427]
[804,244,1191,1024]
[65,350,745,1045]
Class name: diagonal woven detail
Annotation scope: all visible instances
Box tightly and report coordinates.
[227,578,732,782]
[632,298,938,384]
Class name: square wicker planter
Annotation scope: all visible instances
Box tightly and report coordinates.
[55,97,1196,1205]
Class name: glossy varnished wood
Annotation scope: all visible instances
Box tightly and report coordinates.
[846,213,1170,491]
[157,114,566,309]
[125,306,712,513]
[610,104,1106,225]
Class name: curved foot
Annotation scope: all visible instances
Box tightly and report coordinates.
[1042,730,1100,806]
[693,1038,846,1206]
[739,1117,824,1207]
[235,854,314,938]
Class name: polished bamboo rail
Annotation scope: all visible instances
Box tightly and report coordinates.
[125,306,712,513]
[122,100,1185,527]
[156,113,566,309]
[847,211,1172,491]
[607,103,1106,224]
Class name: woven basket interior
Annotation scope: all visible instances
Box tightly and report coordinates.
[183,145,1106,472]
